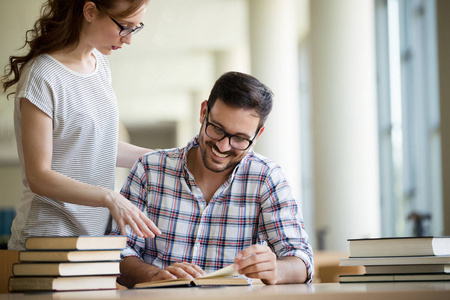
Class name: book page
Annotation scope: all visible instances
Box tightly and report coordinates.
[202,264,239,278]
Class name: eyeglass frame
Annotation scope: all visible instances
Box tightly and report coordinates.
[204,110,259,151]
[110,17,144,37]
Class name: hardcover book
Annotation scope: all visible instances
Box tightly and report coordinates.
[25,235,127,250]
[347,236,450,257]
[19,250,122,262]
[340,255,450,266]
[364,264,450,274]
[12,261,120,276]
[9,275,118,292]
[339,273,450,283]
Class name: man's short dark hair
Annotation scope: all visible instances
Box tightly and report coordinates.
[207,71,273,129]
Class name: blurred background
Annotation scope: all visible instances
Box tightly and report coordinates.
[0,0,449,256]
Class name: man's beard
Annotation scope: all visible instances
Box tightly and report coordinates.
[199,135,243,173]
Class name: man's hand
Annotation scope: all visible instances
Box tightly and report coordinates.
[233,244,278,285]
[151,262,207,282]
[119,257,207,288]
[233,245,308,285]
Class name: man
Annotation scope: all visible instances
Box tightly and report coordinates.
[113,72,314,287]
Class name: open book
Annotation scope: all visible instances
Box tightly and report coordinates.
[134,264,250,288]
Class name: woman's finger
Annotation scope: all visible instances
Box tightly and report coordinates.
[138,210,161,235]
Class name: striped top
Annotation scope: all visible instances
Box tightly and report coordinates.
[8,49,118,250]
[111,137,314,283]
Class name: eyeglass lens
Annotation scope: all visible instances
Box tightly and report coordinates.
[205,124,251,150]
[120,24,144,36]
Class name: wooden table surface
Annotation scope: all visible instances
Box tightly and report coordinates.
[2,281,450,300]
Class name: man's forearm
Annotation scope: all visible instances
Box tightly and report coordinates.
[270,256,308,285]
[118,256,161,288]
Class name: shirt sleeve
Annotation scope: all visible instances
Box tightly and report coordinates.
[258,165,315,283]
[116,157,149,259]
[17,59,54,119]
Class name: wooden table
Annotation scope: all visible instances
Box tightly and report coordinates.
[3,282,450,300]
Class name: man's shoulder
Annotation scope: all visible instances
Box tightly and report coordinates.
[141,147,185,162]
[236,152,290,189]
[243,151,282,174]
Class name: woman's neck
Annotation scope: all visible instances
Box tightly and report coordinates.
[49,45,96,74]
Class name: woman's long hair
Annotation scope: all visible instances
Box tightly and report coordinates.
[2,0,148,98]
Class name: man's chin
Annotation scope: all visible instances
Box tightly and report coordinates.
[204,163,228,173]
[204,159,234,173]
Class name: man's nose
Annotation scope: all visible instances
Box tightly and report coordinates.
[216,137,232,153]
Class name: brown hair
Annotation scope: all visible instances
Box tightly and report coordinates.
[207,71,273,130]
[2,0,149,98]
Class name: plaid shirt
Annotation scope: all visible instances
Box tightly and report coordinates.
[112,137,314,282]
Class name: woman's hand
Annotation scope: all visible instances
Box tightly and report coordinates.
[105,190,161,238]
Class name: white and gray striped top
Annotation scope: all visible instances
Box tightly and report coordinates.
[9,49,119,250]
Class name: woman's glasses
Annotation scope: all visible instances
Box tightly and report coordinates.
[110,17,144,37]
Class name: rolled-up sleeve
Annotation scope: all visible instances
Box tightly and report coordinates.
[259,166,314,283]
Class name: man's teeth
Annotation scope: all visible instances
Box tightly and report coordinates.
[212,147,228,158]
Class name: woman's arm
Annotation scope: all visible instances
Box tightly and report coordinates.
[20,98,160,238]
[117,141,153,168]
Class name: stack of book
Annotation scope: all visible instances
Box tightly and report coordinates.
[339,236,450,283]
[8,235,126,292]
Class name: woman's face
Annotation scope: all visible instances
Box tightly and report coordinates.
[87,2,147,55]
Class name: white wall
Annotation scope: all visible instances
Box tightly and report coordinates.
[0,1,43,207]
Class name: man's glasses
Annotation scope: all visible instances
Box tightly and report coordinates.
[204,112,257,151]
[110,17,144,37]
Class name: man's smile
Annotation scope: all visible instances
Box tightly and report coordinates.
[211,147,230,158]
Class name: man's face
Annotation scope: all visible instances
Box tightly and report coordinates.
[198,100,262,173]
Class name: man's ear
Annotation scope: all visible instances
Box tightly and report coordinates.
[199,100,208,124]
[253,126,265,143]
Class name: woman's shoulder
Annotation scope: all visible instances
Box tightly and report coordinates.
[16,54,53,90]
[24,54,53,74]
[21,53,67,84]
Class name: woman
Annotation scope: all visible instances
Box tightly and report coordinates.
[2,0,160,250]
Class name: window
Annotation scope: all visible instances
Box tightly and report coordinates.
[375,0,442,237]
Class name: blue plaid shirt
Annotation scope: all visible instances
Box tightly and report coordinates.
[111,137,314,282]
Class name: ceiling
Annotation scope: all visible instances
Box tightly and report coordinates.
[109,0,249,127]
